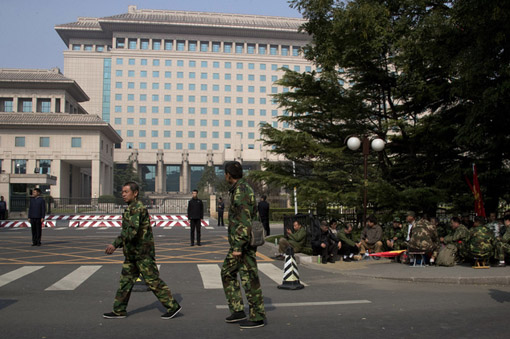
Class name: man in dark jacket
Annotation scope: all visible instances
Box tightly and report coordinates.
[187,189,204,246]
[257,195,270,236]
[217,197,225,226]
[28,188,46,246]
[312,221,340,264]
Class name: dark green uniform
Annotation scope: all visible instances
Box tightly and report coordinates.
[279,226,307,253]
[221,178,266,321]
[496,226,510,261]
[383,225,406,251]
[111,200,179,315]
[468,225,495,259]
[443,224,470,260]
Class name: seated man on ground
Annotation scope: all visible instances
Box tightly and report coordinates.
[495,215,510,267]
[468,216,496,265]
[407,217,439,264]
[383,217,406,251]
[337,223,360,261]
[439,216,470,263]
[360,215,383,258]
[312,221,340,264]
[277,220,307,259]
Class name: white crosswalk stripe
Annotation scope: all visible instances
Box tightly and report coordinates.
[0,266,44,288]
[197,264,223,289]
[45,265,102,291]
[0,263,299,291]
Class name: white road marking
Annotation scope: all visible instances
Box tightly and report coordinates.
[45,265,102,291]
[197,264,223,289]
[216,300,372,309]
[0,266,45,288]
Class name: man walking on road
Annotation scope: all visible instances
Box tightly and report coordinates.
[221,161,266,329]
[28,188,45,246]
[187,189,204,246]
[103,181,181,319]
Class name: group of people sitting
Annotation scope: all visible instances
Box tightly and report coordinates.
[275,211,510,267]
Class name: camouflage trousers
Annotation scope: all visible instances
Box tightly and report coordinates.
[112,257,179,315]
[496,242,510,261]
[221,247,266,321]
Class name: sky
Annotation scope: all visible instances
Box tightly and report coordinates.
[0,0,302,70]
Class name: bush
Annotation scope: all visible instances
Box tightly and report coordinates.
[98,195,117,203]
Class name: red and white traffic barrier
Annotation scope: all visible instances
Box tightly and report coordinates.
[0,221,55,228]
[46,215,122,220]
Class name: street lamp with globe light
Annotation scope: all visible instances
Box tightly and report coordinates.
[346,136,386,228]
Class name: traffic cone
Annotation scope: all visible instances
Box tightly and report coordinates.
[277,246,304,290]
[132,274,150,292]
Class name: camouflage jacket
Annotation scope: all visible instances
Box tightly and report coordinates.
[228,178,257,252]
[383,226,405,243]
[112,200,155,260]
[501,226,510,244]
[443,224,470,245]
[408,219,438,251]
[468,225,494,257]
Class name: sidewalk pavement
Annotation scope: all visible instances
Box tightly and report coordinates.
[260,224,510,286]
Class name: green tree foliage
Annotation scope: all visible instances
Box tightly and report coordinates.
[251,0,510,216]
[113,162,142,197]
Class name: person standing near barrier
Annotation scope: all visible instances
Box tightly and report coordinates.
[103,181,181,319]
[221,161,266,329]
[28,188,45,246]
[0,195,7,220]
[217,197,225,226]
[187,189,204,246]
[257,195,270,236]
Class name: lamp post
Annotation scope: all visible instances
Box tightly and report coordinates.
[346,136,386,228]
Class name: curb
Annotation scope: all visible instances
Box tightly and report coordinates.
[261,244,510,286]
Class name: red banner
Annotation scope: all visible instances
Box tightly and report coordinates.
[465,164,486,217]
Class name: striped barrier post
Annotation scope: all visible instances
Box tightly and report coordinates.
[277,246,304,290]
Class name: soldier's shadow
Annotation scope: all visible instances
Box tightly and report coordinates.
[489,289,510,303]
[128,293,183,316]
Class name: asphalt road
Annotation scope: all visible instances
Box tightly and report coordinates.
[1,226,509,339]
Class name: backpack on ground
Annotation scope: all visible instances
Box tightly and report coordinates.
[436,244,457,267]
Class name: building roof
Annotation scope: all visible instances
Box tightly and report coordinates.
[0,113,122,143]
[55,6,308,45]
[0,68,89,102]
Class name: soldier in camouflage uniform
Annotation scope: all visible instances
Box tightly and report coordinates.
[220,161,266,329]
[440,216,470,262]
[468,216,495,261]
[103,182,181,319]
[495,215,510,267]
[383,218,406,251]
[407,218,439,260]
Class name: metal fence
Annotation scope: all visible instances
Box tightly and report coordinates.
[9,197,209,216]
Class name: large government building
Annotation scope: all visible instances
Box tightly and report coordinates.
[55,5,312,194]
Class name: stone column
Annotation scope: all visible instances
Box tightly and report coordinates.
[206,150,214,194]
[155,150,165,194]
[91,159,101,199]
[180,150,189,193]
[50,159,61,198]
[128,150,139,178]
